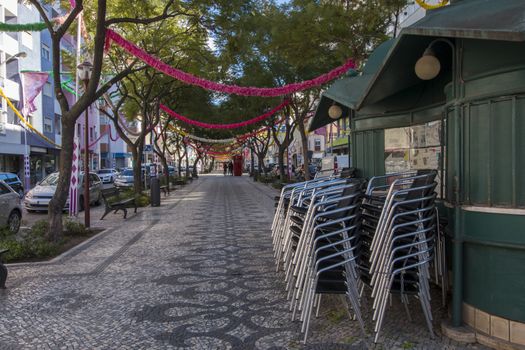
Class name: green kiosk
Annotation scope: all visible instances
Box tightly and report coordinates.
[310,0,525,347]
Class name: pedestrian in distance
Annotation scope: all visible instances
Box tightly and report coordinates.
[228,161,234,176]
[223,162,227,176]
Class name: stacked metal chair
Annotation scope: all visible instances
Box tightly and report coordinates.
[270,169,443,345]
[360,170,438,342]
[291,181,366,343]
[272,176,367,343]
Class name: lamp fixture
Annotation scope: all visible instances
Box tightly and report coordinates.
[415,47,441,80]
[328,104,342,120]
[77,61,93,82]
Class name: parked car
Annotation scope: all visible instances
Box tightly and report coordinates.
[167,166,176,176]
[0,172,24,197]
[24,172,102,212]
[97,168,119,184]
[0,179,22,234]
[114,169,135,187]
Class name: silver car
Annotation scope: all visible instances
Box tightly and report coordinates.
[0,179,22,233]
[24,172,102,212]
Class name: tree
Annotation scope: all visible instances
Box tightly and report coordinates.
[250,129,272,176]
[29,0,199,240]
[213,0,407,180]
[271,110,297,181]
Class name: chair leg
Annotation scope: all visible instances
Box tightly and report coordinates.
[122,208,128,219]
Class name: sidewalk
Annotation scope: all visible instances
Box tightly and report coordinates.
[0,175,487,349]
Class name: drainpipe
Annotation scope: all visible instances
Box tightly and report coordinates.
[452,105,463,327]
[451,39,464,328]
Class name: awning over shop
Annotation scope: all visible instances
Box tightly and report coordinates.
[308,39,396,132]
[403,0,525,42]
[113,152,131,158]
[25,131,60,151]
[357,0,525,110]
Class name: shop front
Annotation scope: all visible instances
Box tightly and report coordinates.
[309,1,525,348]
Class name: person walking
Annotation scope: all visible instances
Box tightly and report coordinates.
[228,161,234,176]
[223,162,227,176]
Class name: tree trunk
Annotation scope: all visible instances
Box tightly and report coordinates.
[207,157,215,172]
[278,146,286,181]
[297,120,310,180]
[258,154,266,175]
[47,116,75,241]
[159,154,169,189]
[192,156,200,177]
[131,145,143,194]
[177,156,183,177]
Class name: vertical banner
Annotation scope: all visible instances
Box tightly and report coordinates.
[23,152,30,194]
[69,136,80,216]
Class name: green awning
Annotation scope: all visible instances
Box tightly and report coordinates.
[308,39,396,132]
[358,0,525,110]
[403,0,525,42]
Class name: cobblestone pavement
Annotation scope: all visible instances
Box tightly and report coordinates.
[0,175,488,350]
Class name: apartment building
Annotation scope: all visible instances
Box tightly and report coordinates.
[0,1,134,188]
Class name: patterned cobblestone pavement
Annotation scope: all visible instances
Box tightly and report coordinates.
[0,175,488,349]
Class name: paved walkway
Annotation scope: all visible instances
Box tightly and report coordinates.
[0,175,487,349]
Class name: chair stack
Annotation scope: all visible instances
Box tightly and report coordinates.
[361,170,438,342]
[270,170,442,345]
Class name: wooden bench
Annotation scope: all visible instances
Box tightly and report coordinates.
[100,187,137,220]
[0,249,8,289]
[160,185,168,196]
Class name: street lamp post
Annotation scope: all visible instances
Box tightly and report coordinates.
[77,61,93,228]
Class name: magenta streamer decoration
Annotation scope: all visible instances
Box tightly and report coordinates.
[160,100,289,129]
[105,29,355,97]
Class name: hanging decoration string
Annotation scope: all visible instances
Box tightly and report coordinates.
[414,0,449,10]
[160,100,289,129]
[0,86,60,148]
[81,125,119,151]
[0,22,48,32]
[166,123,240,144]
[105,29,355,97]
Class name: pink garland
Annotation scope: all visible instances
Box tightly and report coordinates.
[160,100,289,129]
[82,125,120,151]
[105,29,355,97]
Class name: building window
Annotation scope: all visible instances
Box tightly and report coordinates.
[44,117,53,133]
[43,82,52,97]
[314,139,321,152]
[41,44,50,60]
[21,31,33,49]
[54,114,61,135]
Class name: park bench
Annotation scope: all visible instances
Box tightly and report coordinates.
[100,187,138,220]
[0,249,8,289]
[160,185,168,196]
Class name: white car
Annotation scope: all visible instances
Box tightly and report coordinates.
[97,168,119,184]
[24,172,102,212]
[114,169,135,187]
[0,179,22,234]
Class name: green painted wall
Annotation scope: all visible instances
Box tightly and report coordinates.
[444,39,525,323]
[351,37,525,323]
[461,96,525,207]
[351,129,385,179]
[462,210,525,322]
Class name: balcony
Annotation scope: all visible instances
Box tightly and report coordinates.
[1,33,19,57]
[3,78,19,101]
[3,0,18,17]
